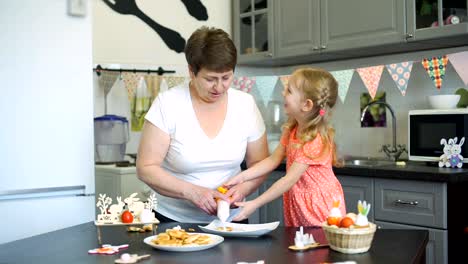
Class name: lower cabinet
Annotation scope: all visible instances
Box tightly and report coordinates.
[249,171,284,225]
[337,176,374,221]
[375,220,447,264]
[337,175,448,264]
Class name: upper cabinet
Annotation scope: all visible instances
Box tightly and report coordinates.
[233,0,468,66]
[232,0,275,64]
[275,0,405,58]
[407,0,468,41]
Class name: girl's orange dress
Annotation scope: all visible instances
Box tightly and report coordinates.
[280,127,345,227]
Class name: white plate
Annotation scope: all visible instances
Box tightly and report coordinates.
[143,233,223,252]
[198,219,280,237]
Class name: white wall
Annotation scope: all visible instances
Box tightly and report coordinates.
[93,0,232,154]
[0,0,95,244]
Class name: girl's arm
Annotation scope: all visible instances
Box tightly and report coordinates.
[232,161,309,221]
[224,140,286,188]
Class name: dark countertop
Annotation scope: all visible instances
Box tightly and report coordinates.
[0,222,428,264]
[272,161,468,183]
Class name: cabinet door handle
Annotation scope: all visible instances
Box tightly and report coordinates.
[395,199,419,206]
[320,45,327,49]
[312,46,319,51]
[264,53,273,57]
[405,33,414,39]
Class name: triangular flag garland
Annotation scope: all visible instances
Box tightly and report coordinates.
[331,70,354,103]
[447,51,468,86]
[232,76,256,93]
[356,65,384,99]
[98,71,120,96]
[386,62,413,96]
[254,76,279,107]
[279,75,290,89]
[421,55,448,89]
[164,76,187,89]
[121,72,141,101]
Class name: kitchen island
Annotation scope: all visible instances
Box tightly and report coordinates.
[0,222,428,264]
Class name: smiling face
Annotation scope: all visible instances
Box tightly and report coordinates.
[189,67,234,103]
[282,81,308,118]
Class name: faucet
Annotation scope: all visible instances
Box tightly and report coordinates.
[360,101,407,161]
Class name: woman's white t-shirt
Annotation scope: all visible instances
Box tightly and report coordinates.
[144,84,265,222]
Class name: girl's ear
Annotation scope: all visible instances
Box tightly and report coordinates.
[302,99,314,112]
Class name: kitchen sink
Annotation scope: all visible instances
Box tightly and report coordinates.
[344,158,396,167]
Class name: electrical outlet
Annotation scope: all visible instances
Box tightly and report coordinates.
[68,0,87,17]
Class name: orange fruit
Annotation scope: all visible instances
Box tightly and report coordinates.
[327,216,341,226]
[339,216,354,228]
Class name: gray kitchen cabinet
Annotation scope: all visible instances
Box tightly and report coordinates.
[337,175,374,221]
[375,220,447,264]
[232,0,275,64]
[374,178,448,264]
[275,0,406,59]
[255,170,284,225]
[233,0,468,66]
[406,0,468,41]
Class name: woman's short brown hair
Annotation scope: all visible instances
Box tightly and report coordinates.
[184,26,237,75]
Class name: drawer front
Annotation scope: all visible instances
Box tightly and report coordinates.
[375,220,447,264]
[374,179,447,229]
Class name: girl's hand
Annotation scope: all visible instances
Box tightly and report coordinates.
[185,186,228,215]
[223,174,245,189]
[224,185,247,206]
[231,200,258,221]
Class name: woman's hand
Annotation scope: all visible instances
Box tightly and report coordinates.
[185,186,228,215]
[231,200,258,221]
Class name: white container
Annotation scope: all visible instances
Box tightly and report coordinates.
[94,115,129,163]
[427,94,460,109]
[217,200,230,222]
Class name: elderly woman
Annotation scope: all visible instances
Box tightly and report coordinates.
[137,26,269,223]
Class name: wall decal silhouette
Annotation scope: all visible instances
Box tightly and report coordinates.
[102,0,209,53]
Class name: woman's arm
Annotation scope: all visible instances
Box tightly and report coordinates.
[232,161,308,221]
[136,122,225,215]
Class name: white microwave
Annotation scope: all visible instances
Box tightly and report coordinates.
[408,109,468,163]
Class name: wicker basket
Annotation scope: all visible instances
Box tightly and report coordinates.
[322,222,376,254]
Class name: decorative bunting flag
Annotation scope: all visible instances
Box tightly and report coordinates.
[331,70,354,103]
[122,72,141,100]
[232,76,256,93]
[448,51,468,86]
[164,76,187,89]
[131,77,151,132]
[98,71,120,96]
[356,65,384,99]
[279,75,290,88]
[254,76,279,107]
[421,55,448,89]
[144,75,163,102]
[386,62,413,96]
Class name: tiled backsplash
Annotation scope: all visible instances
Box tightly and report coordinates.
[95,46,468,159]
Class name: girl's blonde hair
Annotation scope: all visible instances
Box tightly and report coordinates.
[283,67,341,166]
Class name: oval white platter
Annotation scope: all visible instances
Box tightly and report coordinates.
[143,233,224,252]
[199,220,280,237]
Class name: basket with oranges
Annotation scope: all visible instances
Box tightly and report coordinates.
[322,200,376,254]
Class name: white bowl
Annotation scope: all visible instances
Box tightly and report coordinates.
[427,95,460,109]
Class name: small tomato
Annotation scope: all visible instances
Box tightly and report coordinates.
[121,210,134,223]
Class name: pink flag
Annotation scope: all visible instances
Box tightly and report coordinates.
[356,66,384,99]
[232,76,255,93]
[448,51,468,86]
[279,75,290,88]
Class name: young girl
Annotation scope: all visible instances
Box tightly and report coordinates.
[224,67,345,227]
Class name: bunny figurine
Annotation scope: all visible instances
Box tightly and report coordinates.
[449,137,465,168]
[355,200,371,227]
[124,193,145,217]
[439,138,454,168]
